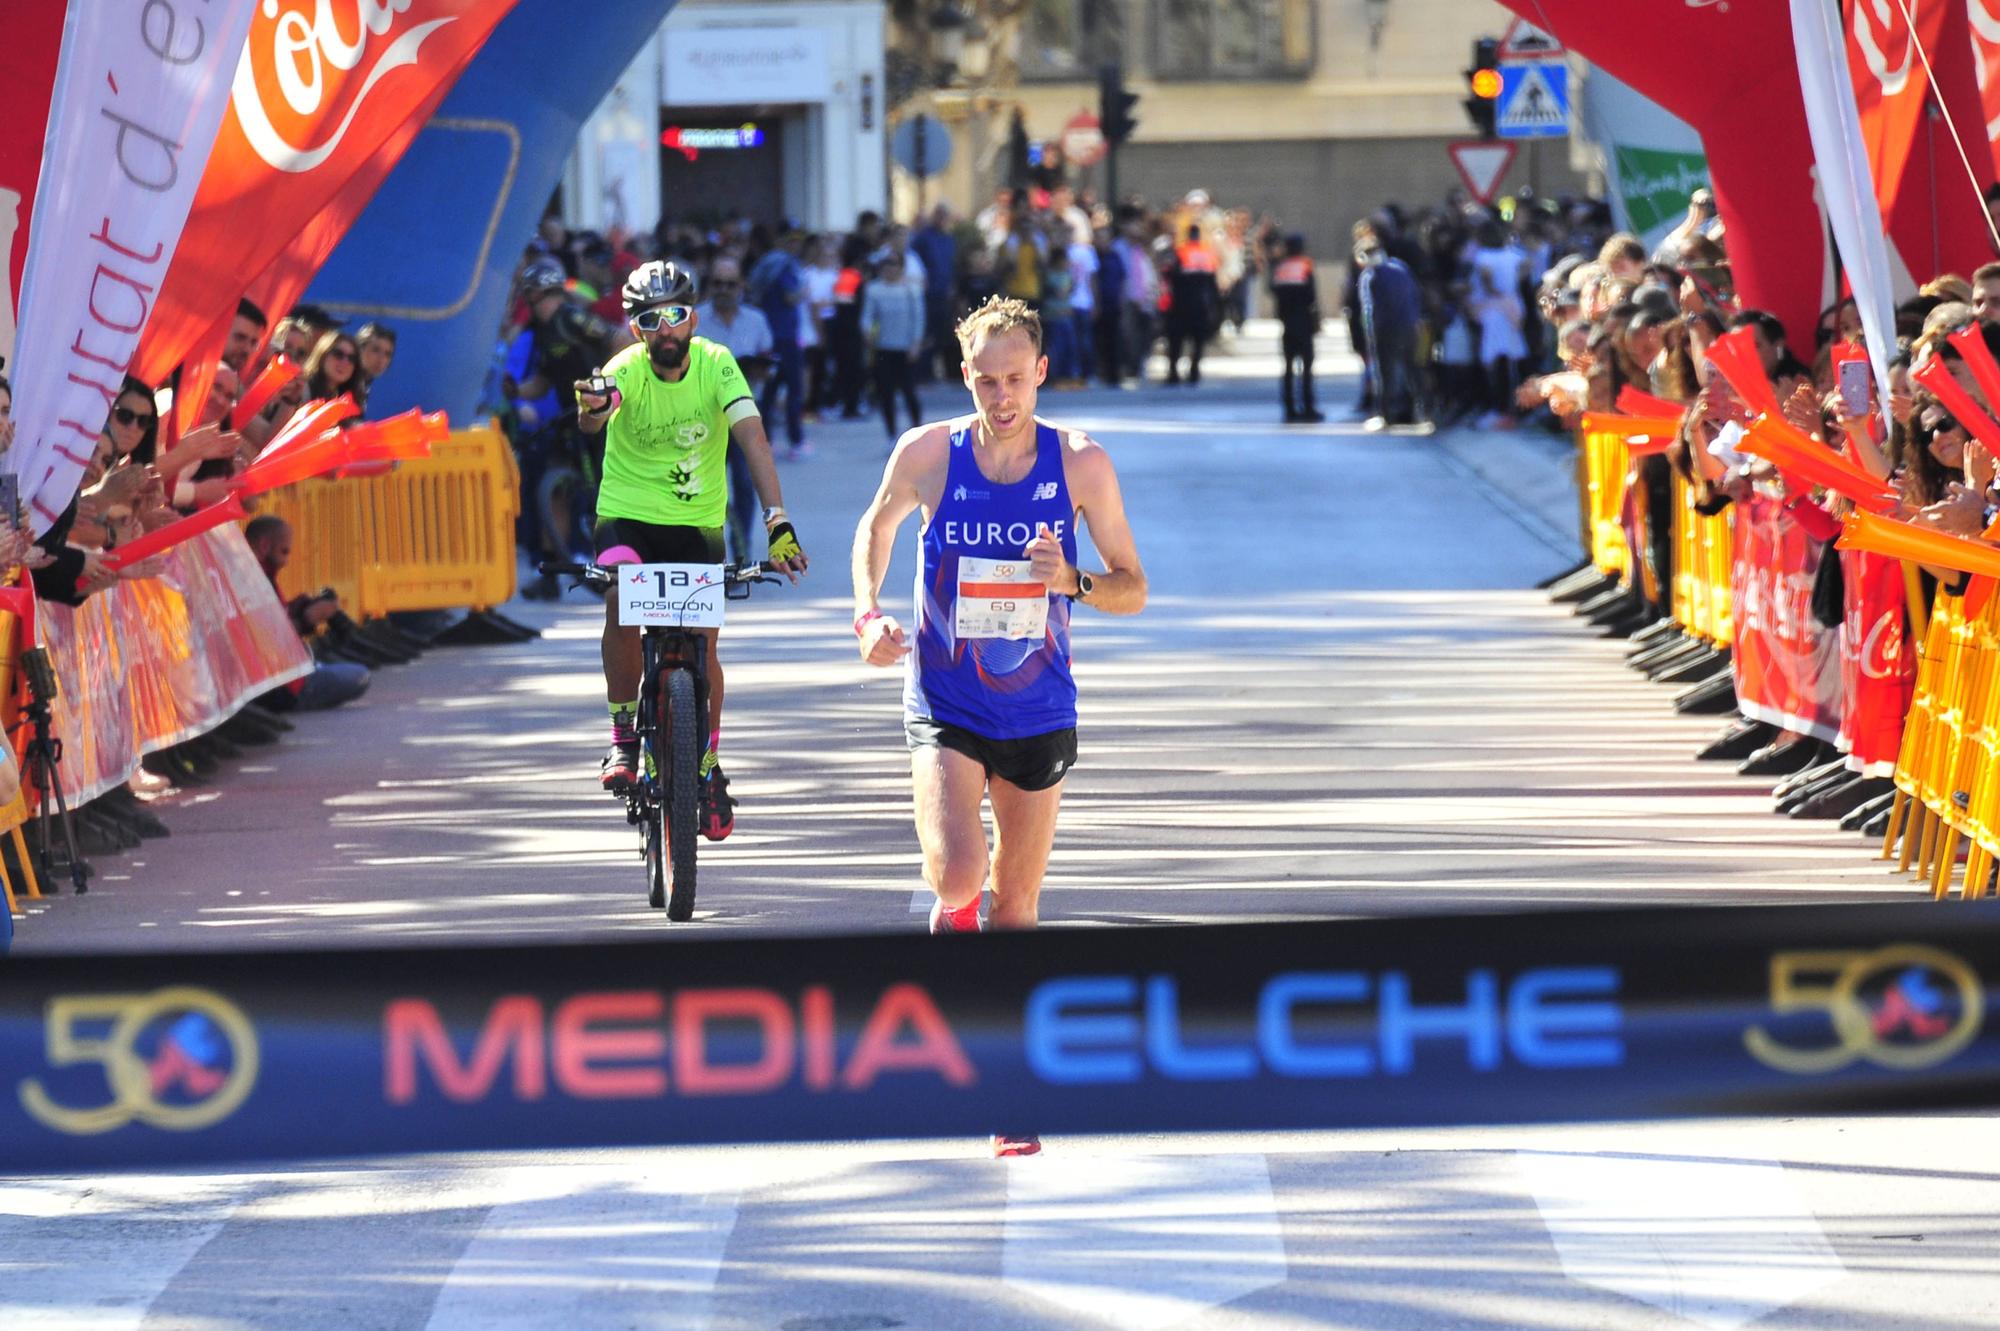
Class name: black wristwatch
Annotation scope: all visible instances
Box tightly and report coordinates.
[1074,570,1095,601]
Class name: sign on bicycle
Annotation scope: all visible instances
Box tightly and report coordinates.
[616,563,728,629]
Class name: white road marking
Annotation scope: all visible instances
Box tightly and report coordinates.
[423,1165,738,1331]
[1002,1152,1286,1329]
[1518,1150,1847,1329]
[910,886,933,912]
[0,1175,244,1329]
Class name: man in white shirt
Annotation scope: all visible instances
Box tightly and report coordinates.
[695,258,776,560]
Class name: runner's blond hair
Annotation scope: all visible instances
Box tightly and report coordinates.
[955,295,1043,356]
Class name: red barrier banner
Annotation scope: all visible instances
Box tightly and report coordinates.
[1838,546,1914,775]
[31,526,312,811]
[1733,492,1843,742]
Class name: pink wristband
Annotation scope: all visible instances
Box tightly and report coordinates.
[854,609,884,638]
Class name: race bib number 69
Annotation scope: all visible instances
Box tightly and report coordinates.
[955,556,1047,641]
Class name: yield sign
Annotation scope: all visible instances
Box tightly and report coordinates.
[1497,16,1563,60]
[1447,140,1518,204]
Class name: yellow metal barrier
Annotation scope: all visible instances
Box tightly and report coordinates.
[0,605,45,901]
[1580,426,1630,578]
[1878,590,2000,899]
[1702,501,1735,648]
[1670,473,1703,641]
[1666,471,1736,649]
[255,424,520,618]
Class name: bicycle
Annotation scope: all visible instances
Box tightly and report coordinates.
[542,557,781,920]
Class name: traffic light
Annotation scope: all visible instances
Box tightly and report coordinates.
[1099,63,1140,146]
[1463,37,1500,140]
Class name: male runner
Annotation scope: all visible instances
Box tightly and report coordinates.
[578,260,807,838]
[852,296,1146,1149]
[852,297,1145,1153]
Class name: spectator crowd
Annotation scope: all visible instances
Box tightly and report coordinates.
[1388,174,2000,840]
[490,184,1305,592]
[24,152,1974,894]
[0,289,423,876]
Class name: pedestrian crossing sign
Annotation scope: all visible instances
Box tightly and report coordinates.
[1497,61,1568,140]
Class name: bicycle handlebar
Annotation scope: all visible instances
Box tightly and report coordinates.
[538,559,781,592]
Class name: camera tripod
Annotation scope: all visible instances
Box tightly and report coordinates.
[15,647,87,893]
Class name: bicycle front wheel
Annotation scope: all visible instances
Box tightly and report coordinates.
[663,667,701,920]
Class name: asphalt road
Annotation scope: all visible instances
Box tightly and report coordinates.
[7,324,1992,1330]
[10,327,1914,954]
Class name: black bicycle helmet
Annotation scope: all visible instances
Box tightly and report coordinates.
[622,259,698,314]
[519,257,566,297]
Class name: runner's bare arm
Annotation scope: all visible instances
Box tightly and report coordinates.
[730,413,807,576]
[851,425,941,665]
[1066,436,1147,615]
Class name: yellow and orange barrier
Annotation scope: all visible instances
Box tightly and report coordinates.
[1576,412,1736,648]
[1578,422,1631,578]
[255,423,520,618]
[0,604,39,916]
[1669,472,1736,650]
[1844,511,2000,898]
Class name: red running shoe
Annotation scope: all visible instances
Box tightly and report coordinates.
[928,897,983,934]
[600,740,640,793]
[699,761,735,840]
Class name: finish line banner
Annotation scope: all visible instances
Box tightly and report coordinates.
[4,902,1999,1173]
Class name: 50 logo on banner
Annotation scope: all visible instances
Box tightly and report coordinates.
[18,987,259,1135]
[233,1,463,173]
[1744,945,1983,1074]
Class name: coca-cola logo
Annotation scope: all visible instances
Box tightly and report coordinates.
[1971,0,2000,139]
[1860,608,1905,679]
[1850,0,1914,98]
[1971,0,2000,49]
[232,1,458,174]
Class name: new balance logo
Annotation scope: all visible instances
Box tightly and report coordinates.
[1031,482,1059,501]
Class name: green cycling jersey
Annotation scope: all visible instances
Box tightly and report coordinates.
[596,337,759,529]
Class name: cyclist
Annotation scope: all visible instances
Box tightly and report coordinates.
[577,260,808,839]
[850,294,1147,1154]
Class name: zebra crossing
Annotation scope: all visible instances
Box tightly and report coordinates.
[6,1122,1988,1330]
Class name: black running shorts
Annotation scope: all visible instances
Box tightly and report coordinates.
[592,518,725,566]
[905,717,1077,792]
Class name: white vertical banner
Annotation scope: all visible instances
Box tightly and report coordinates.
[1789,0,1899,439]
[1578,67,1709,255]
[8,0,258,532]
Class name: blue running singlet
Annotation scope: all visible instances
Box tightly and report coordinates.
[904,422,1078,739]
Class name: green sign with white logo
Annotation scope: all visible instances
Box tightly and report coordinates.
[1613,145,1711,236]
